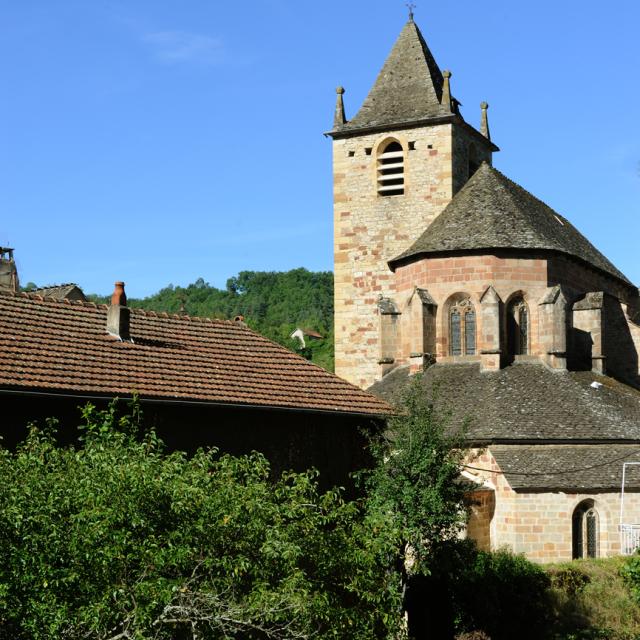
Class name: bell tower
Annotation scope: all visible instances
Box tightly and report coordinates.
[328,16,497,388]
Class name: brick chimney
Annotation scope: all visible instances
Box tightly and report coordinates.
[0,247,19,292]
[107,281,130,340]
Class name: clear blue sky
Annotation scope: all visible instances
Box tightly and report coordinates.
[1,0,638,297]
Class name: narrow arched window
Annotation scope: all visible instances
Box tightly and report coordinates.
[507,296,528,358]
[449,298,476,356]
[572,500,599,559]
[377,140,404,196]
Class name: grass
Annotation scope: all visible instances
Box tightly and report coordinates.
[547,557,640,640]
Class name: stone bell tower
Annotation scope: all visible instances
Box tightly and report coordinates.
[328,15,497,388]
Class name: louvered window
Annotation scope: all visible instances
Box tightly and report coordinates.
[449,299,476,356]
[377,141,404,196]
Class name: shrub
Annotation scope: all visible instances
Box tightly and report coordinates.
[407,541,552,640]
[620,551,640,603]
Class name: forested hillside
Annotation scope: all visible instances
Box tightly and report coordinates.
[88,269,335,371]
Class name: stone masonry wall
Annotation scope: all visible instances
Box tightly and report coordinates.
[394,253,549,363]
[548,255,640,381]
[466,449,640,562]
[333,123,491,388]
[391,252,639,377]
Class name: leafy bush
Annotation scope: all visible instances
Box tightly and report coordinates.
[549,566,591,596]
[406,541,551,640]
[620,551,640,603]
[0,401,403,639]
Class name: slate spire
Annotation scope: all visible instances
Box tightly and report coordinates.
[333,19,452,133]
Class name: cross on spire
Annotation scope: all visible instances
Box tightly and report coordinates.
[406,2,416,21]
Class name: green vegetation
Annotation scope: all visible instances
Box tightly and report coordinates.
[0,401,403,639]
[88,269,335,371]
[547,557,640,639]
[3,381,639,639]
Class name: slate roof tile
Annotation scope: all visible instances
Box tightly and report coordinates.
[331,19,450,135]
[369,362,640,489]
[390,163,632,285]
[490,445,640,491]
[0,290,391,416]
[368,362,640,443]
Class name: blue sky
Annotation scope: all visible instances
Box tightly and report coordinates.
[1,0,638,297]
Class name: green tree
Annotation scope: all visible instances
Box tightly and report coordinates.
[0,401,403,639]
[362,376,470,573]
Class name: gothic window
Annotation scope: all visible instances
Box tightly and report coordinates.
[377,140,404,196]
[507,296,529,358]
[572,500,599,559]
[449,298,476,356]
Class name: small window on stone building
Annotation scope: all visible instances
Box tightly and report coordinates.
[572,500,599,559]
[507,296,529,358]
[468,143,480,178]
[449,298,476,356]
[377,140,404,196]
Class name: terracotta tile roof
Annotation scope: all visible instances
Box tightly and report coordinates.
[390,163,633,286]
[0,290,391,416]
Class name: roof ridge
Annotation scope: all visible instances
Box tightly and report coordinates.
[0,288,106,309]
[32,283,80,290]
[128,306,241,325]
[0,289,250,325]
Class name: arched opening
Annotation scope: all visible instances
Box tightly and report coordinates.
[507,295,529,359]
[449,297,476,356]
[572,499,599,559]
[377,140,404,196]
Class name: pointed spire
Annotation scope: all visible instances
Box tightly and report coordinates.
[441,70,452,113]
[334,86,346,127]
[335,19,451,132]
[480,101,490,140]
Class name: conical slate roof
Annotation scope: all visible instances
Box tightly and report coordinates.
[390,163,632,285]
[333,19,452,134]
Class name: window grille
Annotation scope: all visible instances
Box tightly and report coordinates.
[377,141,404,196]
[450,310,462,356]
[449,298,476,356]
[465,310,476,355]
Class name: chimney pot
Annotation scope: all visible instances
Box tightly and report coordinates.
[111,281,127,306]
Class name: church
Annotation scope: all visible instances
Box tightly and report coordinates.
[328,14,640,562]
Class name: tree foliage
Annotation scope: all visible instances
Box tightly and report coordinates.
[87,269,335,371]
[0,401,402,640]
